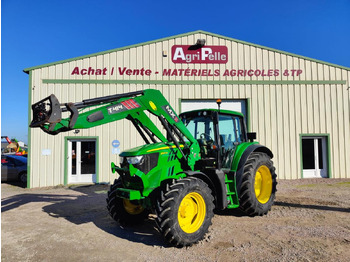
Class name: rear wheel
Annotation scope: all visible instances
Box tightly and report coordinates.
[106,179,149,224]
[155,177,214,247]
[239,152,277,216]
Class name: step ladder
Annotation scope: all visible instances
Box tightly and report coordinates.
[225,172,239,208]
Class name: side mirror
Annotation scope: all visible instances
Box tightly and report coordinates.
[247,132,257,142]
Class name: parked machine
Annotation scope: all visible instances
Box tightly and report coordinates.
[30,89,277,246]
[1,136,27,156]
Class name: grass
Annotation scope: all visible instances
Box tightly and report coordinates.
[296,181,350,188]
[335,181,350,186]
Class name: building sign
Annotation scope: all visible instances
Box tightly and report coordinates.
[112,140,120,148]
[171,45,228,64]
[162,68,303,77]
[70,66,303,78]
[111,139,120,155]
[69,43,304,77]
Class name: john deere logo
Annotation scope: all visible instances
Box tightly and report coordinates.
[149,101,157,111]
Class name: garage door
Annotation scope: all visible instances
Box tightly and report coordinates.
[181,99,247,122]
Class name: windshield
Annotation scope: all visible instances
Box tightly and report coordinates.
[183,113,245,143]
[183,115,215,141]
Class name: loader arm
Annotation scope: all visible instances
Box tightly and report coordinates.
[30,89,200,167]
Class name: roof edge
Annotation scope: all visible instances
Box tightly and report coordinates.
[23,30,203,73]
[24,30,350,73]
[200,30,350,71]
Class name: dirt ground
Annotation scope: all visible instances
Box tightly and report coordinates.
[2,178,350,262]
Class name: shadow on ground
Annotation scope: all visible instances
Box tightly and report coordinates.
[1,181,26,188]
[216,201,349,216]
[214,207,247,217]
[274,201,350,213]
[1,185,165,247]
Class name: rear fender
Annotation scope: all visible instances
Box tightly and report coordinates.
[234,145,273,195]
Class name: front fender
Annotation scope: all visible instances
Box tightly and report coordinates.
[184,170,227,210]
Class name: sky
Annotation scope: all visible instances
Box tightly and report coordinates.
[1,0,350,144]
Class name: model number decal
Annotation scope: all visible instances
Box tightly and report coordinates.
[162,105,179,122]
[107,99,140,115]
[107,104,126,114]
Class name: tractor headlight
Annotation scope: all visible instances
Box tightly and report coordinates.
[120,153,159,175]
[126,155,144,165]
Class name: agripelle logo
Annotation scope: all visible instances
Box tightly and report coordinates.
[171,45,228,64]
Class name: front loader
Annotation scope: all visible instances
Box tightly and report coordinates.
[30,89,277,247]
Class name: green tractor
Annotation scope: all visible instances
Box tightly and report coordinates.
[30,89,277,247]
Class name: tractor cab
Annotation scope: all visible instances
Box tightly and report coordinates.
[180,109,248,171]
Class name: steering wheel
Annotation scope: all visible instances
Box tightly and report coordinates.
[200,133,213,142]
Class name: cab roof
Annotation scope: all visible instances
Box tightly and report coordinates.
[180,108,244,118]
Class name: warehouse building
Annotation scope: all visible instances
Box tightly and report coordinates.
[24,30,350,188]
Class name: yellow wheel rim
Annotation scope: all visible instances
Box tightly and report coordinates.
[123,199,144,215]
[254,165,273,204]
[178,192,206,234]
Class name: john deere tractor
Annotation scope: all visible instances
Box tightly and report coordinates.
[30,89,277,247]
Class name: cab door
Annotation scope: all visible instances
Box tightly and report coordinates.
[218,114,245,169]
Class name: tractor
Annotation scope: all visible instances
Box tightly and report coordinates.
[30,89,277,247]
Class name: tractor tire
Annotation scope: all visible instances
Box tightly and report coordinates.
[106,179,149,225]
[238,152,277,216]
[155,177,214,247]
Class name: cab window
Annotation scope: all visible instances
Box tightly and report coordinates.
[233,116,244,143]
[218,115,245,147]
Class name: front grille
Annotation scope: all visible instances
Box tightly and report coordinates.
[120,174,144,190]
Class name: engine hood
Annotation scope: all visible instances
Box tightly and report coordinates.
[120,142,185,156]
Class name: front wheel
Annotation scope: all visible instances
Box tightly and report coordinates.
[155,177,214,247]
[106,179,149,225]
[239,152,277,216]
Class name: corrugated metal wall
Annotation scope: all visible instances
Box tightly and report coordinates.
[29,32,350,187]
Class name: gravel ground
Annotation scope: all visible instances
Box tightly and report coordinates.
[2,178,350,262]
